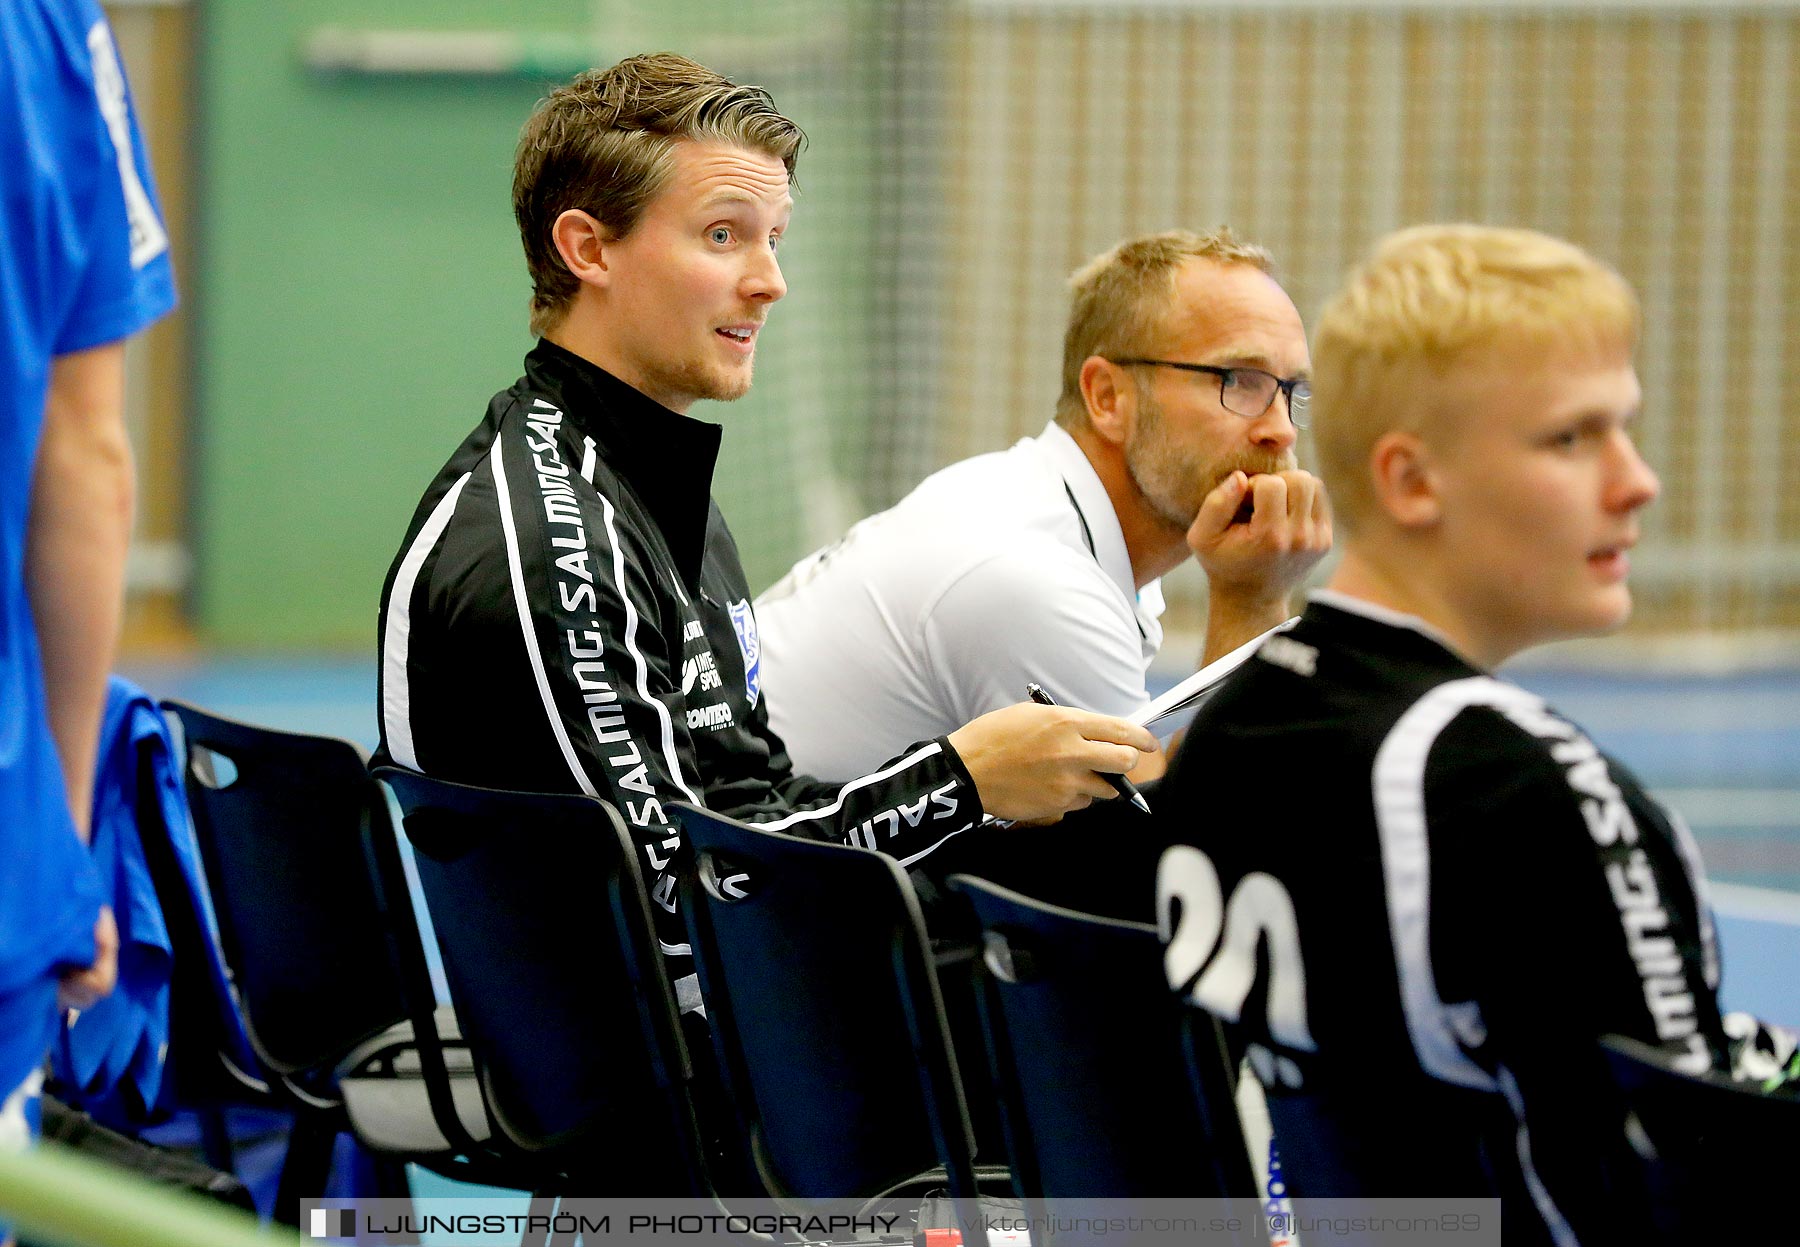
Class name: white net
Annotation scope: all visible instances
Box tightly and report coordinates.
[711,0,1800,645]
[106,0,1800,650]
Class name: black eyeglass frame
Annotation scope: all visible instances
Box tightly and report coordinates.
[1109,358,1312,427]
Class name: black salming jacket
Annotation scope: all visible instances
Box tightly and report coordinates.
[375,340,982,1005]
[1158,595,1727,1245]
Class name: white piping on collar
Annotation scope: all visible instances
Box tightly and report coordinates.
[1307,589,1471,661]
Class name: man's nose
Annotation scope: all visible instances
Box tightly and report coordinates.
[1610,431,1660,511]
[743,247,786,303]
[1249,397,1301,452]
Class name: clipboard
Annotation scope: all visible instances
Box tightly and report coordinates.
[1133,616,1299,734]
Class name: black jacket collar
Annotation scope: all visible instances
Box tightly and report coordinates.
[523,339,722,588]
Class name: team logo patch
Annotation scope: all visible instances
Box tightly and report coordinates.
[728,598,761,708]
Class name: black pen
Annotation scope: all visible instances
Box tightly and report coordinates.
[1025,682,1152,814]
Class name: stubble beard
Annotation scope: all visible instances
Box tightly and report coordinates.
[647,351,754,410]
[1125,389,1297,532]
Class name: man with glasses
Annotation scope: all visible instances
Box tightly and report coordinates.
[757,228,1330,782]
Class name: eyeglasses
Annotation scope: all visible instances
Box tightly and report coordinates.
[1110,358,1312,427]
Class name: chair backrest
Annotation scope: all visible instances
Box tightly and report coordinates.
[673,801,980,1208]
[1242,1036,1627,1236]
[161,702,408,1080]
[1246,1061,1505,1202]
[377,767,711,1195]
[111,722,259,1115]
[949,874,1258,1202]
[1598,1032,1800,1239]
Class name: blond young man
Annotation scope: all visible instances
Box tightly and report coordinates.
[375,55,1154,1016]
[1154,226,1789,1244]
[757,229,1330,782]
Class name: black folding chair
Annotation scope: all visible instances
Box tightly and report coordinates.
[162,702,487,1224]
[1597,1032,1800,1241]
[948,874,1260,1218]
[673,802,1004,1230]
[375,767,726,1203]
[117,721,254,1172]
[1220,1048,1508,1205]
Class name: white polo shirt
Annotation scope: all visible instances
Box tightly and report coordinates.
[756,421,1165,780]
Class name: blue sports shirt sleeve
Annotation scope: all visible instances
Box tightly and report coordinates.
[0,0,176,1100]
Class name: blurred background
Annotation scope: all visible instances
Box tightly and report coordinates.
[107,0,1799,897]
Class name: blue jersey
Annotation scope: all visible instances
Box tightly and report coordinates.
[0,0,177,1096]
[56,677,254,1123]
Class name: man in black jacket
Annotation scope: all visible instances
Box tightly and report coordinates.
[375,54,1155,1012]
[1155,225,1796,1244]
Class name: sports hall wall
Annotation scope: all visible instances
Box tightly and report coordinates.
[186,0,908,649]
[125,0,1800,653]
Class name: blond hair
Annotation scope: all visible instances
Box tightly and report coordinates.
[1055,228,1276,429]
[513,53,806,337]
[1312,224,1639,529]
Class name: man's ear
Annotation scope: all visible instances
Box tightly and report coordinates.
[1369,430,1441,528]
[1080,355,1135,447]
[550,209,610,289]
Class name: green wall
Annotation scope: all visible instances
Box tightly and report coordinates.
[195,1,879,648]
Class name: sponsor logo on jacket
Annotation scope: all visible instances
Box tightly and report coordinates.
[728,598,761,708]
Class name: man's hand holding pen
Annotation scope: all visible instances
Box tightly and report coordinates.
[947,699,1156,824]
[1026,683,1152,813]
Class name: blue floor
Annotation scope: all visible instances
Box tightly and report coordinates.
[134,654,380,752]
[1511,666,1800,896]
[125,654,1800,984]
[122,654,1800,892]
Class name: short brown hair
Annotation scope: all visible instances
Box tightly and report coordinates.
[1055,228,1276,429]
[1311,224,1639,530]
[513,53,807,337]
